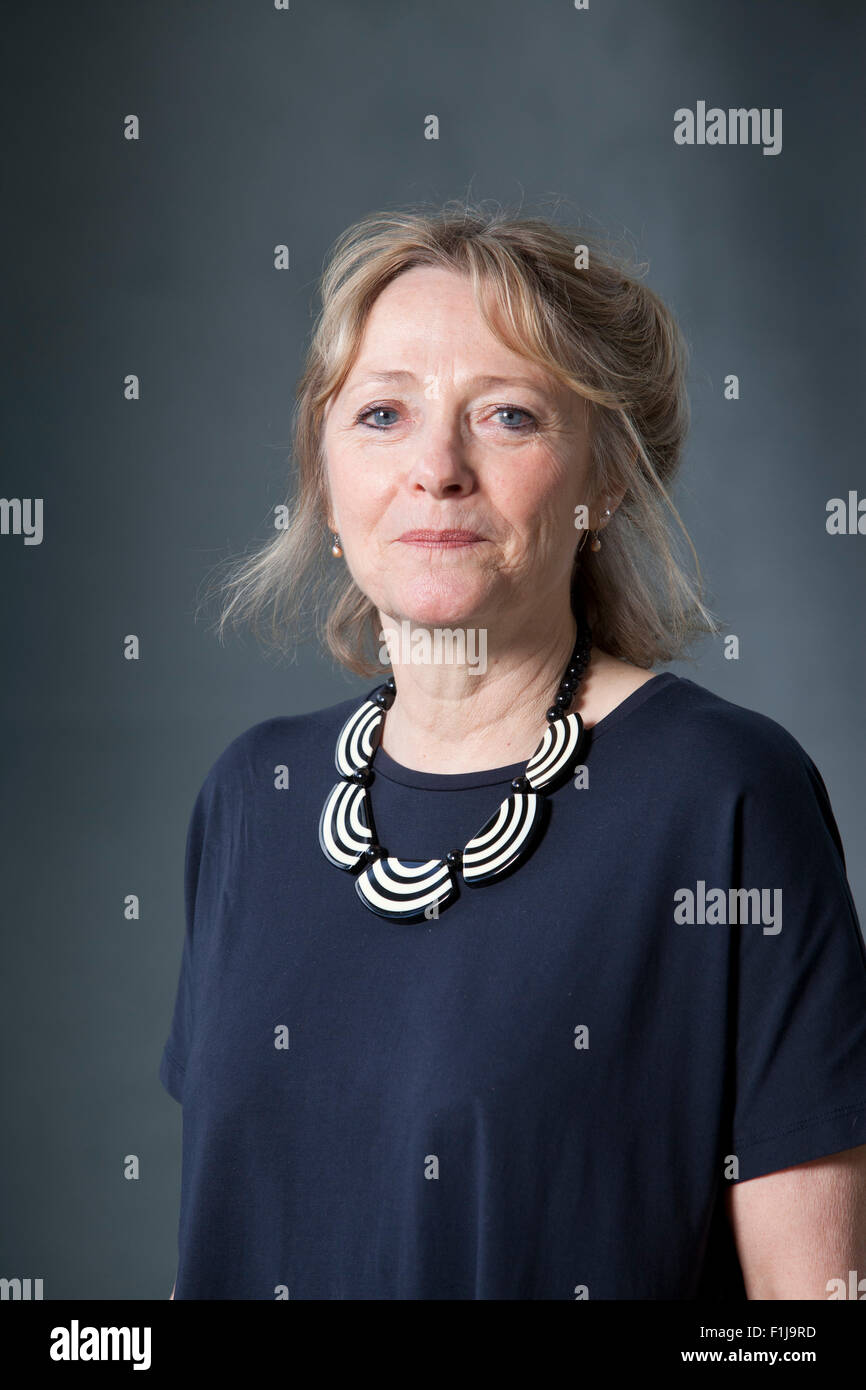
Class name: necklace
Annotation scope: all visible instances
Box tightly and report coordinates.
[318,614,593,921]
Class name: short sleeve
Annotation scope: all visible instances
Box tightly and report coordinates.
[728,729,866,1181]
[158,774,211,1104]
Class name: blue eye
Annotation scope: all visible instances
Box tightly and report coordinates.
[356,406,399,429]
[493,406,535,430]
[354,403,537,431]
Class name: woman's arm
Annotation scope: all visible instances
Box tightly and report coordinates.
[725,1143,866,1298]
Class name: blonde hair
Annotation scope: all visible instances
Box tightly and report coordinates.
[206,198,720,677]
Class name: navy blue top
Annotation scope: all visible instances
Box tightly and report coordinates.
[160,672,866,1299]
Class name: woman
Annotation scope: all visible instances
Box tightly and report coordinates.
[161,202,866,1300]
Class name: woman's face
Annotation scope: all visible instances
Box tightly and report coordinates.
[322,265,596,636]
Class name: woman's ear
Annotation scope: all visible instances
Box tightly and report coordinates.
[603,482,629,518]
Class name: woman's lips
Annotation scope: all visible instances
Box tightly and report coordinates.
[398,530,484,547]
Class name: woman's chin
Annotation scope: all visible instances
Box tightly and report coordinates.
[383,593,489,631]
[377,573,494,628]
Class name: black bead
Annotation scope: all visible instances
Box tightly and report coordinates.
[363,843,385,862]
[385,675,396,690]
[511,774,531,793]
[546,706,561,722]
[351,767,373,786]
[445,848,462,868]
[555,690,573,710]
[373,686,395,709]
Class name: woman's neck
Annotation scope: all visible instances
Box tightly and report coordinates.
[375,631,647,776]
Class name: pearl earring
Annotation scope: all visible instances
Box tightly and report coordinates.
[331,532,343,558]
[590,507,612,553]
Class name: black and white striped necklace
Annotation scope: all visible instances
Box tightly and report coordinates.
[318,616,592,921]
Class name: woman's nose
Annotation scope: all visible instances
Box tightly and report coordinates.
[403,422,477,496]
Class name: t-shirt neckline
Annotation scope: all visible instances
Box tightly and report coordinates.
[368,672,680,790]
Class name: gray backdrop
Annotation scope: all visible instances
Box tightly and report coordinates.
[2,0,863,1298]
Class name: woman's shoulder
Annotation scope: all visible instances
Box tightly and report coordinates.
[641,672,829,801]
[196,674,830,808]
[194,689,374,795]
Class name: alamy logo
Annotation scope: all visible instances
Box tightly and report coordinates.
[826,1271,866,1299]
[674,102,782,156]
[378,622,488,673]
[0,497,43,544]
[49,1320,151,1371]
[826,491,866,534]
[674,881,782,935]
[0,1276,43,1299]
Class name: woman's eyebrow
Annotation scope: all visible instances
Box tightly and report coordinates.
[348,369,553,392]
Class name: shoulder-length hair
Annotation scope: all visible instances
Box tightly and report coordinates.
[206,198,719,677]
